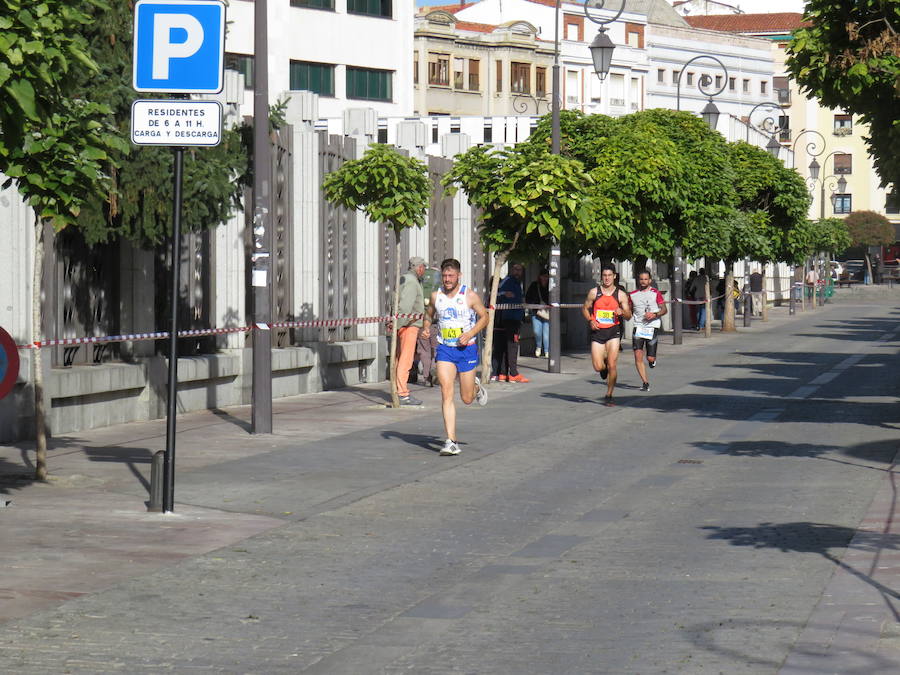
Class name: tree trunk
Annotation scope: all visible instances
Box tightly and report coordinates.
[32,217,48,480]
[800,259,807,312]
[722,263,736,332]
[864,252,874,286]
[480,252,507,385]
[704,276,712,338]
[634,255,648,284]
[762,265,769,321]
[388,229,401,409]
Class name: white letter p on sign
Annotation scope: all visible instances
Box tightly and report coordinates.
[153,13,204,80]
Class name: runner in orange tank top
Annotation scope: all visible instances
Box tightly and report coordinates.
[581,265,632,405]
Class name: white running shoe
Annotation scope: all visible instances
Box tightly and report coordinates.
[440,439,461,456]
[474,377,488,406]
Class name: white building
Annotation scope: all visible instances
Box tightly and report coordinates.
[225,0,415,118]
[433,0,776,140]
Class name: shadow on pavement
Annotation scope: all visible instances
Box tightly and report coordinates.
[210,407,252,433]
[83,446,153,493]
[684,617,900,674]
[540,392,602,405]
[693,438,898,469]
[637,391,898,428]
[380,430,444,453]
[702,520,900,621]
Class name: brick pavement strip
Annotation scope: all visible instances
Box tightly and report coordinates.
[0,290,899,672]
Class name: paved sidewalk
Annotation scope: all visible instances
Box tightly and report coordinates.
[1,293,898,672]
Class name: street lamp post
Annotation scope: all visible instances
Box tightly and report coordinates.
[672,55,728,345]
[548,0,624,373]
[742,101,784,328]
[791,129,828,312]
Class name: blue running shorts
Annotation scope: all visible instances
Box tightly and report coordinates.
[436,343,479,373]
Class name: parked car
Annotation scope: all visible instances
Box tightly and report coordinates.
[841,259,865,281]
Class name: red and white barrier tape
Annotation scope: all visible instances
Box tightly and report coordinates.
[15,314,426,350]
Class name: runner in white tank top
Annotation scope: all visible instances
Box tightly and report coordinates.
[422,259,490,456]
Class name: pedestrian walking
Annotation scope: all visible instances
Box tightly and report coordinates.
[582,265,632,405]
[422,258,489,456]
[630,270,666,392]
[685,270,698,329]
[394,257,427,406]
[525,268,550,358]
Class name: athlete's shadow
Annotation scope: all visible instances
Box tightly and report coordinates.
[381,430,445,453]
[541,392,602,405]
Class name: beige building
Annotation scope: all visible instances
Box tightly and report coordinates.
[414,10,556,117]
[685,12,899,229]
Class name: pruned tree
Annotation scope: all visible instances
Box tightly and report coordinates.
[443,144,593,379]
[721,141,811,329]
[0,0,125,479]
[323,144,431,408]
[844,210,895,282]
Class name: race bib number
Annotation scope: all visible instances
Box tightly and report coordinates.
[595,309,615,325]
[441,326,463,344]
[634,324,655,340]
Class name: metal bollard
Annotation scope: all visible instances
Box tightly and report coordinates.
[148,450,165,512]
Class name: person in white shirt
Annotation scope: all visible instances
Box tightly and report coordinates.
[629,270,667,392]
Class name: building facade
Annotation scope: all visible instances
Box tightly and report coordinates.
[685,12,899,228]
[414,11,556,117]
[225,0,415,118]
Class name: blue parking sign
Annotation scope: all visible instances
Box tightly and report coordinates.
[133,0,226,93]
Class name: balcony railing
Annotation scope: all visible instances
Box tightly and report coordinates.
[775,88,791,105]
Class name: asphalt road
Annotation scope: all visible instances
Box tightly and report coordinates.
[1,294,898,673]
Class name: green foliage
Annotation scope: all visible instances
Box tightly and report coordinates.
[844,210,896,246]
[726,141,811,263]
[527,110,618,167]
[813,217,853,253]
[442,144,593,255]
[0,0,125,229]
[787,0,900,186]
[2,99,124,229]
[68,2,252,245]
[0,0,104,157]
[323,144,431,232]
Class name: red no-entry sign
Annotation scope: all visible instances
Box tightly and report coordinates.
[0,326,20,400]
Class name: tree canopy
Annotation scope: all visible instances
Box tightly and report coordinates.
[787,0,900,187]
[844,210,896,247]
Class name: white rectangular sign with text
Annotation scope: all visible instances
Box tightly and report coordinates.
[131,100,222,146]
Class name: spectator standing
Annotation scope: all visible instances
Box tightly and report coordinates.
[694,268,709,331]
[685,270,698,329]
[495,263,529,382]
[395,256,426,406]
[412,266,440,386]
[526,268,550,358]
[749,269,763,317]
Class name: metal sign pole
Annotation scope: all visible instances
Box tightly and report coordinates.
[251,0,273,434]
[163,147,184,513]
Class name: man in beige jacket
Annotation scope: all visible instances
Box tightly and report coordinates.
[396,256,426,405]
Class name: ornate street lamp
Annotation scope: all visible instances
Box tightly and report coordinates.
[675,55,728,131]
[547,0,624,374]
[670,55,728,344]
[745,101,785,158]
